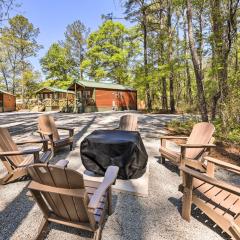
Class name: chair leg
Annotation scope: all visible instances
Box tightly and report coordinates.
[0,173,12,184]
[182,174,193,222]
[161,156,165,164]
[108,187,113,215]
[70,143,73,151]
[1,170,27,184]
[94,226,102,240]
[36,217,49,240]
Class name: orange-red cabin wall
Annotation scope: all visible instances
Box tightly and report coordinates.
[0,93,16,112]
[95,89,137,110]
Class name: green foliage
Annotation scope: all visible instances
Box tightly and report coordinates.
[82,20,140,84]
[40,43,74,88]
[0,14,41,99]
[64,20,89,79]
[21,69,40,101]
[168,116,240,144]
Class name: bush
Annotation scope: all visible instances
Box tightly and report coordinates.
[167,116,240,145]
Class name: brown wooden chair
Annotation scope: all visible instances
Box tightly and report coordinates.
[117,114,138,131]
[0,127,51,184]
[27,163,119,240]
[159,122,215,170]
[180,156,240,239]
[38,114,74,155]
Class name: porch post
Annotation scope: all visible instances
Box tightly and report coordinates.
[74,82,77,113]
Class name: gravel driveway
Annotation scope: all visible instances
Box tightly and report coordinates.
[0,111,227,240]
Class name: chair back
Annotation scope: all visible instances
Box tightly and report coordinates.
[0,127,24,170]
[186,122,215,159]
[28,164,96,227]
[119,114,138,131]
[38,114,60,141]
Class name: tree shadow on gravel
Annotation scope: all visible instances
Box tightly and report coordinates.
[0,187,35,239]
[168,197,230,240]
[155,157,179,174]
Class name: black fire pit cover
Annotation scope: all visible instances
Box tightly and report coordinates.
[80,130,148,180]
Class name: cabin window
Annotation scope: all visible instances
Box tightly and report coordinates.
[83,90,91,98]
[76,91,82,99]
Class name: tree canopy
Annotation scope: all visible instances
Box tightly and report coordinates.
[82,20,139,84]
[40,43,75,88]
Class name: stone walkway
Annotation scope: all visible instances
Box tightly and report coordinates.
[0,111,226,239]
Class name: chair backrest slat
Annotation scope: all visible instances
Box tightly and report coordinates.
[28,164,93,224]
[28,165,62,216]
[0,127,24,166]
[186,122,215,159]
[38,114,60,141]
[119,114,138,131]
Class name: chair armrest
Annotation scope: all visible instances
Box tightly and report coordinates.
[179,143,216,148]
[180,166,240,196]
[16,138,48,145]
[57,126,74,131]
[88,166,119,212]
[204,156,240,174]
[160,136,188,140]
[55,160,69,168]
[57,126,74,137]
[0,148,41,156]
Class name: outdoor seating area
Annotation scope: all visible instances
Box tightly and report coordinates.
[0,0,239,239]
[0,111,239,240]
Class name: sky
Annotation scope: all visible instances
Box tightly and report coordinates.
[9,0,130,75]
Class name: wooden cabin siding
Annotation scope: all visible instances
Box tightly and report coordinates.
[0,93,16,112]
[95,89,137,111]
[0,93,3,112]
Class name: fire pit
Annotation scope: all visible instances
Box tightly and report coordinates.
[80,130,148,180]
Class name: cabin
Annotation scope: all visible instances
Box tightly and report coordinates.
[36,87,75,112]
[0,90,16,112]
[68,80,137,113]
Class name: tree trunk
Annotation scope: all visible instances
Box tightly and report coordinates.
[162,77,168,110]
[211,92,220,121]
[158,9,168,111]
[183,9,193,104]
[142,9,151,111]
[167,2,175,113]
[186,0,208,122]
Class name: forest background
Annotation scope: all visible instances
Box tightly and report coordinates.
[0,0,239,143]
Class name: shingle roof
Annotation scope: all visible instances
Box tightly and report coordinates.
[69,80,136,91]
[36,87,75,94]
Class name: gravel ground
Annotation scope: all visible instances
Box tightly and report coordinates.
[0,111,230,240]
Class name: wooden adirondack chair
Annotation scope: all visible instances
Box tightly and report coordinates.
[180,156,240,239]
[38,114,74,154]
[27,163,119,240]
[0,127,51,184]
[117,114,138,131]
[159,122,215,171]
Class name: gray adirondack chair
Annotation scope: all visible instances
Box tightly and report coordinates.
[117,114,138,131]
[0,127,51,184]
[159,122,215,171]
[38,114,74,154]
[27,163,119,240]
[180,156,240,239]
